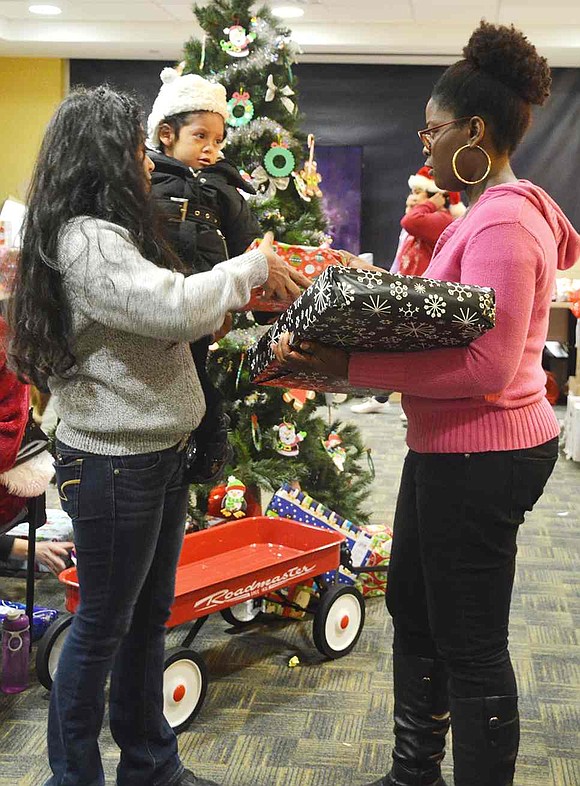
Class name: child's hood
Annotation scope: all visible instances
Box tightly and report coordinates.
[486,180,580,271]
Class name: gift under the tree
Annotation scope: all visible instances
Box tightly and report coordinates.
[248,265,496,392]
[241,240,342,313]
[265,483,374,586]
[265,581,317,619]
[355,523,393,598]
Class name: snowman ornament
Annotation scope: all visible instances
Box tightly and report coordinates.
[274,421,306,457]
[220,24,256,58]
[220,475,248,518]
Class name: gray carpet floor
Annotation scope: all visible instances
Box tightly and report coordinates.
[0,401,578,786]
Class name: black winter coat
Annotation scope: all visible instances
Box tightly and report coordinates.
[149,150,262,274]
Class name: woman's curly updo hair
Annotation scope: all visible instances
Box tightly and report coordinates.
[8,86,180,389]
[432,21,552,154]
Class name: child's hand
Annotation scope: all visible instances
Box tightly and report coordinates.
[213,312,233,342]
[259,232,311,302]
[35,541,75,575]
[338,251,384,273]
[429,192,447,210]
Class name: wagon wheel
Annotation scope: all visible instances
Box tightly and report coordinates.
[220,599,265,628]
[36,613,74,690]
[312,585,365,659]
[163,648,207,733]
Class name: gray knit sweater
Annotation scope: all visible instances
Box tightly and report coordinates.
[50,217,267,455]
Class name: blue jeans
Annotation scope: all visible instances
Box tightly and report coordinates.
[47,440,189,786]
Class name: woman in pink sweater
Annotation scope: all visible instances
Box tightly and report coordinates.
[274,22,580,786]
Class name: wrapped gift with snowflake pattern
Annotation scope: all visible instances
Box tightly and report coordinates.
[248,265,496,392]
[240,240,342,313]
[265,483,374,586]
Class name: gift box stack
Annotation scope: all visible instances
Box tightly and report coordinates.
[248,265,496,392]
[241,240,342,313]
[265,484,391,599]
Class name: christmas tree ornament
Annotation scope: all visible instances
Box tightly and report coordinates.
[292,170,312,202]
[220,24,256,58]
[235,351,246,389]
[251,165,290,200]
[244,391,268,407]
[323,432,347,472]
[273,421,306,457]
[264,73,296,113]
[250,413,262,450]
[299,134,323,198]
[220,475,248,518]
[227,90,255,127]
[282,388,316,412]
[199,34,207,69]
[264,141,296,178]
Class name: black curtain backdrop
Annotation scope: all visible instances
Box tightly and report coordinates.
[70,61,580,265]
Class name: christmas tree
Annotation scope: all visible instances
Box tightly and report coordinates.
[182,0,329,245]
[180,0,374,524]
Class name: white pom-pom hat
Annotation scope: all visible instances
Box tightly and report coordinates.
[147,68,229,148]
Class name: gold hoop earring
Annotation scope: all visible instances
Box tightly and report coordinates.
[451,144,492,185]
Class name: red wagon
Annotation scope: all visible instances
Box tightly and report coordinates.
[36,517,367,731]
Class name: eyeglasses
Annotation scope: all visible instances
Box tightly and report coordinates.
[417,117,472,151]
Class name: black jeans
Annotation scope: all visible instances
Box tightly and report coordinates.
[386,438,558,699]
[46,441,189,786]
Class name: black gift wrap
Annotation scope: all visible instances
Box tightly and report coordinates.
[248,265,496,393]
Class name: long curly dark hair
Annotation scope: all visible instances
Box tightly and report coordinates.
[8,85,181,389]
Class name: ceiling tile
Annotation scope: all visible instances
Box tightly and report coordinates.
[409,0,498,24]
[499,1,580,25]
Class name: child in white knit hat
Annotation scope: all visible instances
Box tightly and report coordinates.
[147,67,262,483]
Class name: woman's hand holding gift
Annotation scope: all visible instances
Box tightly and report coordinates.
[272,331,349,380]
[259,232,312,302]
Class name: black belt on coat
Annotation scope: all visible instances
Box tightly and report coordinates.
[158,197,221,228]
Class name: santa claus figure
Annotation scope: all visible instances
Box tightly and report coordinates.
[274,421,306,457]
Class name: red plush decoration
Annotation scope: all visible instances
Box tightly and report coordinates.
[0,316,29,527]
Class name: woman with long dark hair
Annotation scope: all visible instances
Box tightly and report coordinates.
[273,22,580,786]
[8,86,307,786]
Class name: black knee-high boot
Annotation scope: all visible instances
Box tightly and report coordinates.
[449,695,519,786]
[364,651,450,786]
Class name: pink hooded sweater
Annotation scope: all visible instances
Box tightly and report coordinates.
[349,181,580,453]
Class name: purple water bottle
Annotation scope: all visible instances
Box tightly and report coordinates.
[1,608,30,694]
